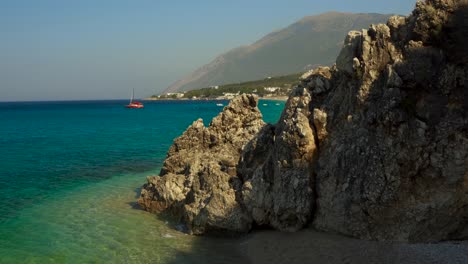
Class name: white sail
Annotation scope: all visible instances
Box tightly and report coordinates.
[130,88,134,104]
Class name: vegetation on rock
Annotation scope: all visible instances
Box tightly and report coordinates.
[154,73,301,99]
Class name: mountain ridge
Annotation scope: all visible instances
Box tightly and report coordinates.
[164,12,392,93]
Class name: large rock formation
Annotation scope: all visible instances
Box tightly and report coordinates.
[139,0,468,242]
[139,94,264,234]
[239,87,318,231]
[311,0,468,242]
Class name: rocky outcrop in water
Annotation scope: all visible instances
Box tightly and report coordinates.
[139,94,264,234]
[139,0,468,242]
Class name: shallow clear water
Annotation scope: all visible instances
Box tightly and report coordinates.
[0,99,284,263]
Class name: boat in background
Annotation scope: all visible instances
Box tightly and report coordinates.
[126,88,144,108]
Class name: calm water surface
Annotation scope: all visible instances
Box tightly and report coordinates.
[0,99,284,263]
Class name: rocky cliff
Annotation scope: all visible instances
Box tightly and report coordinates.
[139,0,468,242]
[139,94,264,234]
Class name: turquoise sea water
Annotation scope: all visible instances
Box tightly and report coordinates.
[0,99,284,263]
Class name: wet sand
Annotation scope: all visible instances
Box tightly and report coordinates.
[239,229,468,264]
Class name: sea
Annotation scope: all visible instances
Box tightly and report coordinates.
[0,99,285,264]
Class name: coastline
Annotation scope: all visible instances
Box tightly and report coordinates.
[260,96,289,101]
[143,95,288,102]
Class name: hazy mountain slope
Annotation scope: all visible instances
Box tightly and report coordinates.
[165,12,391,93]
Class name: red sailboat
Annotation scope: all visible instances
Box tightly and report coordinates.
[126,88,144,108]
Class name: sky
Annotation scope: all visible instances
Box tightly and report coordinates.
[0,0,417,102]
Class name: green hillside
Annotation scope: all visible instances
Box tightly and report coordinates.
[155,73,302,99]
[164,12,391,93]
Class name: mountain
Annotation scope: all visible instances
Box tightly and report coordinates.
[164,12,391,93]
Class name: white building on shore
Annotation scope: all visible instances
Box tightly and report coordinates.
[264,87,280,93]
[222,91,240,99]
[165,92,185,98]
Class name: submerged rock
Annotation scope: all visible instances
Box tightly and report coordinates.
[139,0,468,242]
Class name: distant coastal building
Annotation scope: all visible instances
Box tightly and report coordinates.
[222,91,240,99]
[165,92,185,98]
[264,87,280,93]
[209,85,219,89]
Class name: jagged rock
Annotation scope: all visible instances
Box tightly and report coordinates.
[312,108,328,143]
[138,94,264,234]
[336,31,362,75]
[139,0,468,242]
[387,15,410,44]
[239,87,317,231]
[303,66,332,96]
[312,0,468,242]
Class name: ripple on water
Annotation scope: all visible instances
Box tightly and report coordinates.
[0,170,224,263]
[0,100,283,263]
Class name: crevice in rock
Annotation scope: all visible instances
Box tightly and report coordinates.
[310,120,321,154]
[308,105,322,223]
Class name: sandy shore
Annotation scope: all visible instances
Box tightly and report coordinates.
[238,229,468,264]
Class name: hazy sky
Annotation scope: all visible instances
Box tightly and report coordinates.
[1,0,417,101]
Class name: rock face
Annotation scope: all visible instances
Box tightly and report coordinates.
[139,94,264,234]
[139,0,468,242]
[311,0,468,242]
[239,87,318,231]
